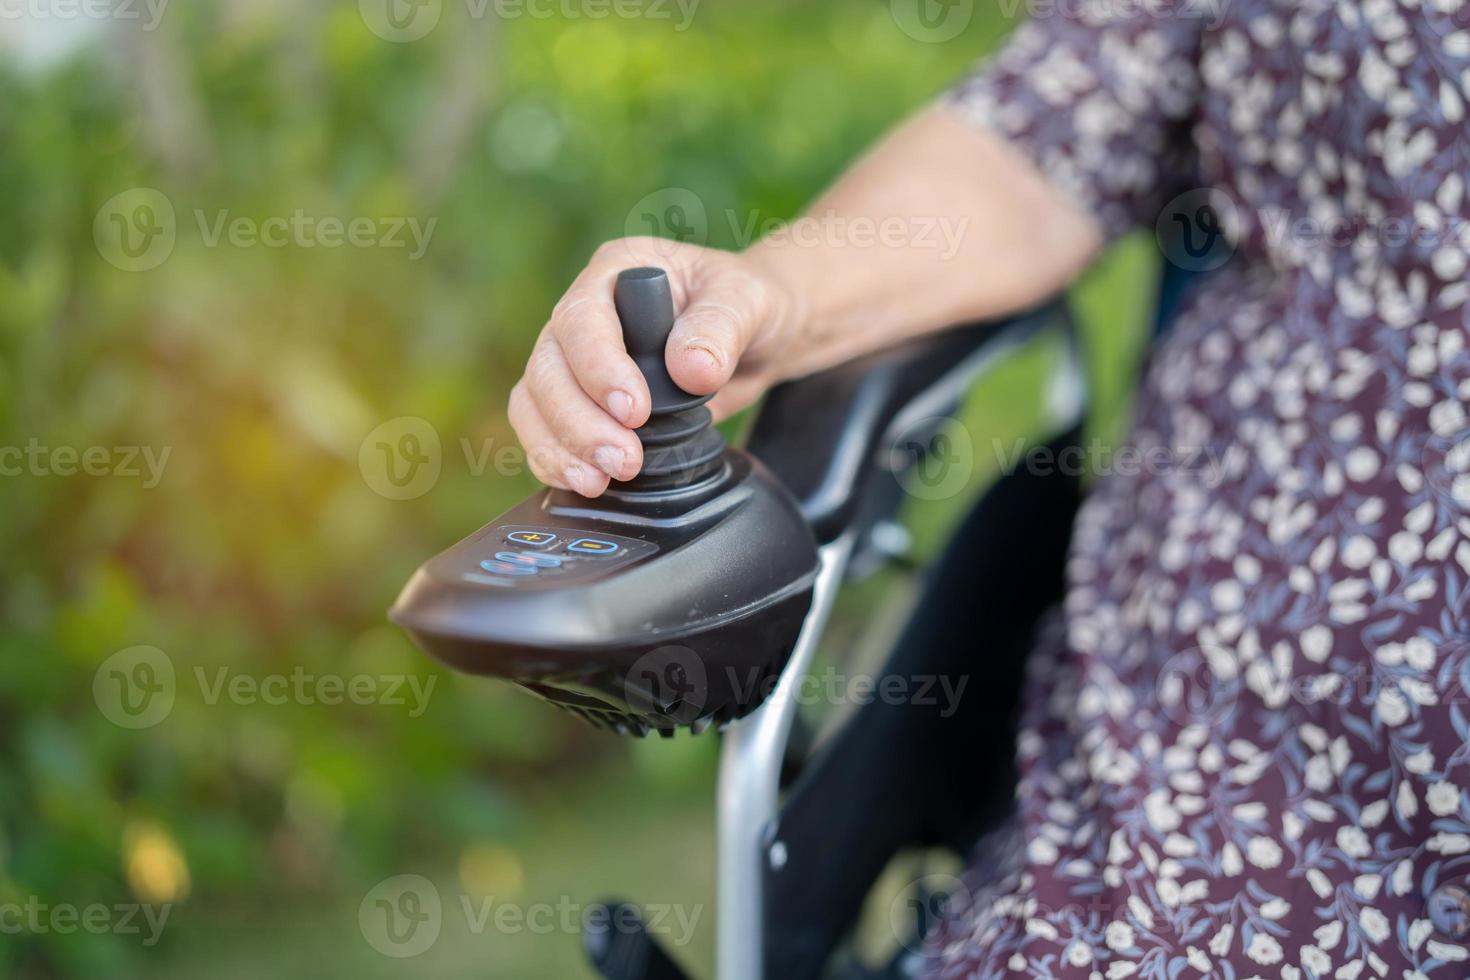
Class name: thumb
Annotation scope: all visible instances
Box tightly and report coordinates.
[706,375,771,422]
[665,281,764,396]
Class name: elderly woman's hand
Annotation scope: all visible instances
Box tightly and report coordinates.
[508,107,1101,499]
[508,238,800,497]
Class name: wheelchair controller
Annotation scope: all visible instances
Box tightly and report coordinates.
[390,267,820,736]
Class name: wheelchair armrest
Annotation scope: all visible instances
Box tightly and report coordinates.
[744,302,1069,544]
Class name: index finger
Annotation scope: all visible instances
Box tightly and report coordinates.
[548,238,708,428]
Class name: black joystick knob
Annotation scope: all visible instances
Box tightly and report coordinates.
[614,267,726,490]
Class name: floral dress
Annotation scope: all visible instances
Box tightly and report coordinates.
[928,2,1470,977]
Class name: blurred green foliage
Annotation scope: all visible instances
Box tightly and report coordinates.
[0,2,1151,977]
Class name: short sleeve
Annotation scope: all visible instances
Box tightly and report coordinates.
[947,2,1206,243]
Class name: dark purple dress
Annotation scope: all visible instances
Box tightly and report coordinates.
[929,1,1470,975]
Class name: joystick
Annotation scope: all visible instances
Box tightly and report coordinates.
[389,267,820,735]
[613,268,726,490]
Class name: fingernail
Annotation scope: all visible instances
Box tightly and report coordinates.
[607,389,634,424]
[565,461,601,497]
[593,446,626,479]
[682,342,722,372]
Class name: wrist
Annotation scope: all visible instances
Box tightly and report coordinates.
[742,241,815,383]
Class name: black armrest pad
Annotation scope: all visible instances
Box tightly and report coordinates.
[745,302,1069,542]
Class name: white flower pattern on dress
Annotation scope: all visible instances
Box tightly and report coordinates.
[930,0,1470,976]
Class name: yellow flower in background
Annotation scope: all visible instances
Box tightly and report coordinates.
[124,822,191,904]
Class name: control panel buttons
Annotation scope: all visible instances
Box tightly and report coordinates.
[480,559,537,576]
[462,525,654,587]
[568,538,621,556]
[495,551,564,568]
[506,531,558,548]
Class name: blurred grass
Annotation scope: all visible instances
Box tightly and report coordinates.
[0,2,1153,977]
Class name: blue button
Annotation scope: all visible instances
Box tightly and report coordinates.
[568,538,620,556]
[1428,883,1470,940]
[480,559,537,576]
[506,531,558,548]
[496,551,563,568]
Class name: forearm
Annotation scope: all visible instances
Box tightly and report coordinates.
[743,105,1103,381]
[510,104,1105,496]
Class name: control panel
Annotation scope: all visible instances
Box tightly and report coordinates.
[462,524,658,587]
[389,268,820,735]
